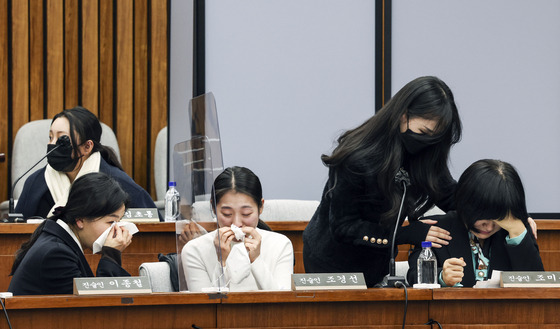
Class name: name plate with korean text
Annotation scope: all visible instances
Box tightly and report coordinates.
[73,276,152,295]
[291,273,367,291]
[500,271,560,288]
[122,208,159,223]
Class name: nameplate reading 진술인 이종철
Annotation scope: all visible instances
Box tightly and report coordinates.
[73,276,152,295]
[292,273,367,290]
[121,208,159,223]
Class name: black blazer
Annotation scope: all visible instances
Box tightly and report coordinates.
[303,163,456,287]
[8,220,130,295]
[407,211,544,287]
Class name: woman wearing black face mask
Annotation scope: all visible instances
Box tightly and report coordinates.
[303,76,463,287]
[15,106,161,220]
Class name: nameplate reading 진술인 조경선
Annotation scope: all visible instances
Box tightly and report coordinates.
[121,208,159,223]
[73,276,152,295]
[291,273,367,290]
[500,271,560,288]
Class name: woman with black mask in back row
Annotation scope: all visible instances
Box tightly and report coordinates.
[15,106,160,220]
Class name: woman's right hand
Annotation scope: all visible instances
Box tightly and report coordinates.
[178,221,203,251]
[442,257,465,287]
[104,224,132,252]
[214,227,235,266]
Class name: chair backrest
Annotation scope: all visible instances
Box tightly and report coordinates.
[190,199,320,223]
[154,126,168,201]
[260,199,319,222]
[11,119,121,199]
[139,262,174,293]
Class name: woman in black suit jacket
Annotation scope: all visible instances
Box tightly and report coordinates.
[407,159,543,287]
[304,76,462,287]
[9,172,132,295]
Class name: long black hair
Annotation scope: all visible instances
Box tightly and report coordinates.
[52,106,123,171]
[10,172,129,275]
[322,76,462,225]
[456,159,529,232]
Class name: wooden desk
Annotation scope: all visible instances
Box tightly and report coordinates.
[2,288,560,328]
[1,293,219,329]
[431,288,560,328]
[219,289,431,328]
[1,219,559,292]
[1,289,432,329]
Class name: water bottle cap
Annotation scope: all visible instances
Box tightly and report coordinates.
[168,181,177,187]
[421,241,432,248]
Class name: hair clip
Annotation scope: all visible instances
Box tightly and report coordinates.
[53,206,66,217]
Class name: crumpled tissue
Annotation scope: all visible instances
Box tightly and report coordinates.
[230,224,246,241]
[93,221,138,254]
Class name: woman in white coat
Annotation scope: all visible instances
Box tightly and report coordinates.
[182,166,294,292]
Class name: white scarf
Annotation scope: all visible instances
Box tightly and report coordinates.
[45,151,101,217]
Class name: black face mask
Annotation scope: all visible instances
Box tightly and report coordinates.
[46,136,81,172]
[400,129,442,155]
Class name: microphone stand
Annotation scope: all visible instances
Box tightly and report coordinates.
[6,137,67,223]
[385,181,408,287]
[382,168,411,288]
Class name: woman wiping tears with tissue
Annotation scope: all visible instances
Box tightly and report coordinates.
[182,166,294,292]
[8,172,135,295]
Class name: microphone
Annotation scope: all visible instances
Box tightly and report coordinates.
[383,168,411,287]
[6,135,71,223]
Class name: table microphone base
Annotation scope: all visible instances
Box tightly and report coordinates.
[7,213,25,223]
[375,275,409,288]
[386,275,408,288]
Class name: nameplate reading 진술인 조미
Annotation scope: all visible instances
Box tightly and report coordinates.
[121,208,159,223]
[73,276,152,295]
[291,273,367,290]
[500,271,560,288]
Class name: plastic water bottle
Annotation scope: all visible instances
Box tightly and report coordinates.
[164,182,180,222]
[417,241,437,284]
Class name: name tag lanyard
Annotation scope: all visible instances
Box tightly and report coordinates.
[469,232,490,281]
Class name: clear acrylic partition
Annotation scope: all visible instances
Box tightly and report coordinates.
[173,93,225,292]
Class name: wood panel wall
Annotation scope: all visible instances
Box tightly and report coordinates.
[0,0,170,202]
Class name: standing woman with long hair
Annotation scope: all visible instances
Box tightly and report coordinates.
[9,172,132,295]
[15,106,159,220]
[303,76,462,287]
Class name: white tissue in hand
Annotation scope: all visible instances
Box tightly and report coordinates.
[226,242,251,284]
[230,224,245,241]
[92,221,138,254]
